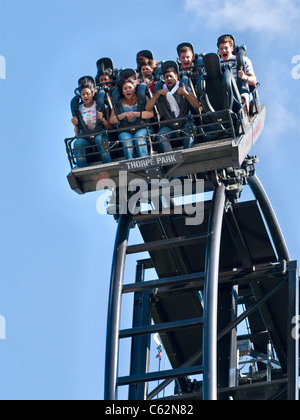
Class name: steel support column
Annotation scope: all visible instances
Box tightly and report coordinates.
[128,262,152,400]
[203,183,226,400]
[249,175,291,262]
[287,261,299,400]
[104,212,132,400]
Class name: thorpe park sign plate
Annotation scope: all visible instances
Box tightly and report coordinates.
[120,151,184,172]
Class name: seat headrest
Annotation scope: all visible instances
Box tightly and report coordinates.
[77,75,96,87]
[136,50,154,62]
[161,60,180,76]
[119,68,138,82]
[96,57,114,72]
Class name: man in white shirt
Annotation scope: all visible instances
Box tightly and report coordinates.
[177,43,195,71]
[146,61,200,152]
[217,35,257,112]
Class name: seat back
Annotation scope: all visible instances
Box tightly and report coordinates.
[204,53,226,111]
[197,53,242,113]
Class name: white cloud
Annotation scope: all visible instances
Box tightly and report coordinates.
[184,0,300,36]
[254,58,298,155]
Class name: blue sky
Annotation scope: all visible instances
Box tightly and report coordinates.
[0,0,299,400]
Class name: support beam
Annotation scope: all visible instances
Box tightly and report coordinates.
[147,273,288,400]
[129,262,152,400]
[203,182,226,401]
[287,261,299,400]
[248,175,291,262]
[118,365,203,387]
[120,317,204,339]
[104,213,132,401]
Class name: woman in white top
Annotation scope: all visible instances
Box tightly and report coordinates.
[71,80,113,167]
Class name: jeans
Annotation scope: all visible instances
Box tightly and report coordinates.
[157,120,195,153]
[119,128,149,160]
[74,134,112,167]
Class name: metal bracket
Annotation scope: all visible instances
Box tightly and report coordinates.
[144,167,163,182]
[207,155,259,203]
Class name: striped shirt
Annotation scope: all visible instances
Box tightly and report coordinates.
[230,54,254,92]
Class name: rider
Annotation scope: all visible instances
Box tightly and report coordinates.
[137,55,158,94]
[109,76,154,160]
[146,61,201,153]
[178,44,195,71]
[71,79,113,167]
[217,35,257,112]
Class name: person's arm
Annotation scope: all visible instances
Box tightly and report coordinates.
[97,109,113,130]
[133,97,153,119]
[71,116,80,136]
[178,85,201,109]
[109,108,130,125]
[145,89,167,111]
[132,110,154,120]
[238,66,257,86]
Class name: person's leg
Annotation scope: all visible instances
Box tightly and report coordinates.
[156,127,175,153]
[133,128,149,158]
[73,138,91,167]
[119,132,135,160]
[95,134,112,164]
[182,120,195,149]
[241,92,250,118]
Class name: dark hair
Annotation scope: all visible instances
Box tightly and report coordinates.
[137,56,158,71]
[117,76,138,97]
[163,67,177,75]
